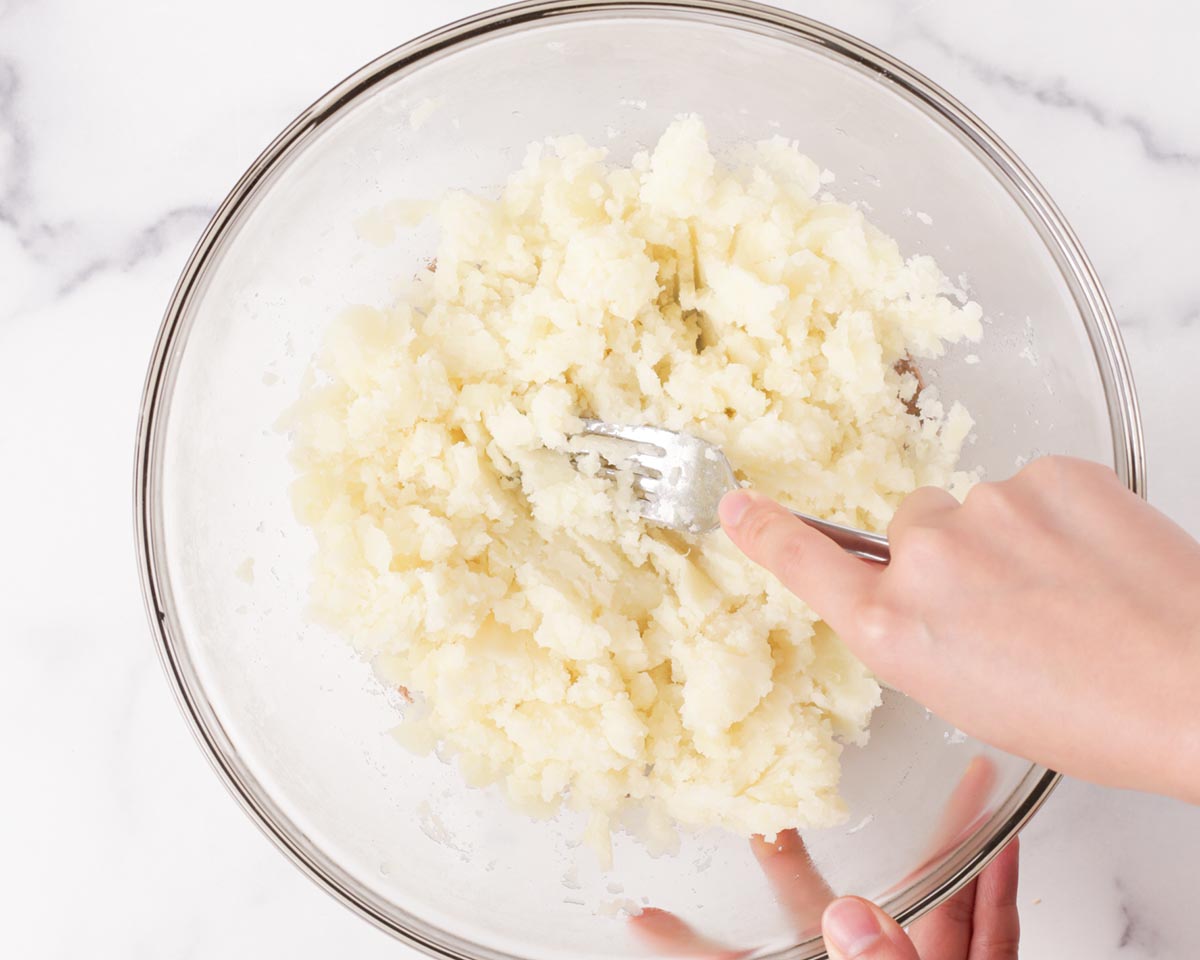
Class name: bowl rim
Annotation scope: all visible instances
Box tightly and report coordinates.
[135,2,1145,958]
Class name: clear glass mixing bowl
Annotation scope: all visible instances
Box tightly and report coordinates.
[135,3,1144,958]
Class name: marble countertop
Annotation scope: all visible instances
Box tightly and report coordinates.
[2,0,1197,957]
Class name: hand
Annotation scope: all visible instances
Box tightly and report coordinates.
[820,841,1019,959]
[719,456,1200,803]
[631,757,1015,959]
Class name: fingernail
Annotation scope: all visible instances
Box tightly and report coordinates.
[718,489,754,528]
[823,899,882,958]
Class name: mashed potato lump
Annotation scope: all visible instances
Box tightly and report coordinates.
[288,116,982,859]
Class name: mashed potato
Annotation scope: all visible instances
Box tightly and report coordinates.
[288,116,982,860]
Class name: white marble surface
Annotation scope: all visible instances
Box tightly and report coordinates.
[2,0,1198,956]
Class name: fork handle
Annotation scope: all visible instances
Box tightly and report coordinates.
[789,511,891,564]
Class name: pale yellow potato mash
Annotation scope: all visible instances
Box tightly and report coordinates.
[288,116,982,861]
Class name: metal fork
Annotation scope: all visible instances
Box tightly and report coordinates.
[571,419,891,564]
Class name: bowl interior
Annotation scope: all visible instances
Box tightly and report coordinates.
[146,7,1126,960]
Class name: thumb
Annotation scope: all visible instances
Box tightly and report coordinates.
[822,897,920,960]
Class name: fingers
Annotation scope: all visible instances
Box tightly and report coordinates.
[635,832,836,960]
[908,840,1018,960]
[719,491,882,633]
[908,880,978,959]
[886,485,959,543]
[750,831,835,937]
[925,756,998,864]
[821,898,920,960]
[968,838,1020,960]
[627,908,747,960]
[887,755,998,896]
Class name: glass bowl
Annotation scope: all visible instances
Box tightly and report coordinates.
[135,2,1144,958]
